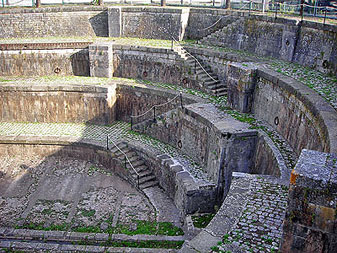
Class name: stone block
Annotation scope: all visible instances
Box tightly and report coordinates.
[108,8,121,37]
[280,149,337,252]
[226,62,257,113]
[89,43,113,78]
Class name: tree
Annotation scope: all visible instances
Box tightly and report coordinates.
[225,0,231,9]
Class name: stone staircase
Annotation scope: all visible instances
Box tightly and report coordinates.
[174,46,227,97]
[199,18,244,49]
[110,142,159,190]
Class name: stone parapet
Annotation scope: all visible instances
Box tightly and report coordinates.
[281,149,337,252]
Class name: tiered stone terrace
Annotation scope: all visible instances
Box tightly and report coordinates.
[0,5,336,253]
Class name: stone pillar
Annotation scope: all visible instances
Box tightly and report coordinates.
[108,7,122,38]
[89,43,113,78]
[280,149,337,252]
[226,62,257,113]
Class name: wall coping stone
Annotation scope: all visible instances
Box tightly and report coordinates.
[0,42,92,51]
[292,149,337,191]
[256,67,337,154]
[183,103,256,137]
[0,83,111,93]
[0,6,107,15]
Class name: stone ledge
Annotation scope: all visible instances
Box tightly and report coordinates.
[0,6,107,15]
[0,83,111,93]
[0,42,92,51]
[0,240,178,252]
[0,227,184,243]
[180,173,253,253]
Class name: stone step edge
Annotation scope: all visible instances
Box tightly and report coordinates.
[0,240,178,252]
[0,227,185,243]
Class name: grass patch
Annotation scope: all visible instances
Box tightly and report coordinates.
[111,220,184,236]
[191,213,215,228]
[81,209,96,217]
[77,239,184,249]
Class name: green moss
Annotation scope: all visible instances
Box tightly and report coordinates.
[191,213,215,228]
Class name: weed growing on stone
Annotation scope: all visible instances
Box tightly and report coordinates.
[191,213,215,228]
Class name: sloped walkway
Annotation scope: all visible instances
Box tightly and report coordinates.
[181,173,288,253]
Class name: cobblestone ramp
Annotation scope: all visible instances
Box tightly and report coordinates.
[181,173,288,253]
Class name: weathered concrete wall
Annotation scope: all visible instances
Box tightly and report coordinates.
[202,15,337,76]
[0,7,108,38]
[0,136,136,190]
[293,21,337,76]
[253,68,337,155]
[112,45,198,89]
[116,82,204,123]
[134,103,257,199]
[119,7,183,40]
[0,49,89,77]
[281,150,337,252]
[184,8,241,40]
[0,84,116,124]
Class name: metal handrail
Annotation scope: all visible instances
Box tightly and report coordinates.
[107,136,140,188]
[130,92,183,129]
[174,42,218,82]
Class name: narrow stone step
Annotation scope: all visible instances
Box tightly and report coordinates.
[138,175,157,185]
[118,155,139,163]
[131,169,153,179]
[110,143,128,153]
[199,72,218,80]
[132,164,148,173]
[126,160,145,169]
[207,82,223,89]
[139,180,159,190]
[116,151,137,159]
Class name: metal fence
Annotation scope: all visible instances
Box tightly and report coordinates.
[1,0,337,21]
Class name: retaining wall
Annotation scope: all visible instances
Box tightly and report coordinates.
[0,84,116,124]
[112,45,197,89]
[0,7,108,38]
[253,68,337,155]
[202,15,337,76]
[134,103,258,199]
[0,48,89,77]
[281,149,337,252]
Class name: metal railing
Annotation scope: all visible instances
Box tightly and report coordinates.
[130,92,183,130]
[1,1,336,23]
[106,136,140,188]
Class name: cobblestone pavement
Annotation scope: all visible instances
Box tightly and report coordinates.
[0,121,210,181]
[214,177,288,253]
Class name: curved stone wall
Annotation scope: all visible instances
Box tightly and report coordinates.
[0,84,116,124]
[1,7,335,75]
[0,82,202,125]
[253,68,337,155]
